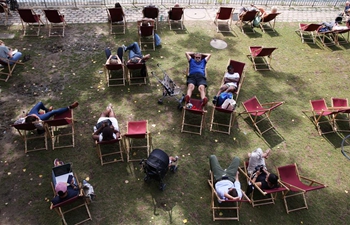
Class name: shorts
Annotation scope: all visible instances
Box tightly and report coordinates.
[225,82,237,88]
[187,73,207,87]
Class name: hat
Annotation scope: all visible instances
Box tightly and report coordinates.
[55,182,68,193]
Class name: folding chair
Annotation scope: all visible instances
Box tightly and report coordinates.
[0,2,9,26]
[106,8,126,34]
[240,96,284,135]
[142,6,159,30]
[248,46,277,71]
[214,7,234,33]
[331,97,350,132]
[207,170,251,221]
[168,7,184,30]
[17,9,44,36]
[277,163,327,213]
[43,9,67,37]
[302,99,337,135]
[138,19,155,51]
[50,164,92,225]
[123,120,151,162]
[239,162,289,207]
[259,13,281,33]
[126,62,148,85]
[181,99,206,135]
[95,138,124,165]
[104,48,126,87]
[12,122,48,153]
[296,23,321,44]
[45,109,75,150]
[223,59,246,101]
[236,10,258,34]
[0,57,23,82]
[333,28,350,45]
[317,28,336,47]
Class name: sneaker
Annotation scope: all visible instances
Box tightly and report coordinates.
[122,44,127,52]
[212,96,217,105]
[184,95,190,103]
[69,101,79,109]
[201,97,208,107]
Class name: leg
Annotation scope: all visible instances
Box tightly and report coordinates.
[28,101,49,115]
[186,83,195,98]
[39,107,69,120]
[127,42,142,59]
[198,85,206,100]
[226,157,240,182]
[9,52,22,65]
[247,148,265,174]
[209,155,226,182]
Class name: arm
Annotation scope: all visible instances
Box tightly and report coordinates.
[224,192,240,201]
[204,53,211,62]
[27,114,40,120]
[106,55,113,64]
[185,52,194,61]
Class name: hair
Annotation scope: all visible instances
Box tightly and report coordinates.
[0,40,4,45]
[227,65,233,71]
[271,6,278,13]
[228,188,238,197]
[25,115,38,123]
[115,2,121,8]
[267,173,279,186]
[57,191,65,197]
[194,53,201,58]
[102,126,114,141]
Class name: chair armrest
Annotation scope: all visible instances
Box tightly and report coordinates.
[299,176,327,187]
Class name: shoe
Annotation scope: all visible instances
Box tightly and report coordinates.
[48,106,53,112]
[212,96,217,105]
[184,95,190,103]
[122,44,127,52]
[201,97,208,107]
[69,101,79,109]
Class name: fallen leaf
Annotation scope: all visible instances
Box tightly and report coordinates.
[219,212,223,216]
[125,180,129,184]
[183,219,187,224]
[345,190,348,194]
[7,172,11,175]
[39,174,43,178]
[23,169,26,172]
[85,177,90,181]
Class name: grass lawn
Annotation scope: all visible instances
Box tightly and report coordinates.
[1,19,350,225]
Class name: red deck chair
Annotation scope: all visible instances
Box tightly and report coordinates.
[0,2,9,26]
[95,138,124,165]
[43,9,67,37]
[277,163,327,213]
[138,19,155,51]
[208,170,251,221]
[0,57,24,82]
[181,99,206,135]
[106,8,126,34]
[317,28,336,47]
[12,122,48,153]
[142,6,159,30]
[236,10,258,34]
[331,97,350,132]
[239,162,289,207]
[104,49,126,86]
[214,7,234,33]
[126,62,148,85]
[17,9,44,36]
[296,23,321,44]
[302,99,337,135]
[168,7,184,30]
[259,13,281,33]
[123,120,150,162]
[44,109,75,150]
[333,28,350,45]
[240,96,284,135]
[248,46,277,71]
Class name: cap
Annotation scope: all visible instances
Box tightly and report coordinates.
[55,182,68,193]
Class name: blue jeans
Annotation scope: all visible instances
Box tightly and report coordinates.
[210,155,240,183]
[9,52,22,65]
[28,102,69,121]
[126,42,142,59]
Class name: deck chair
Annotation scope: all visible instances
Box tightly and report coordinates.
[95,138,124,165]
[331,97,350,132]
[123,120,151,162]
[214,7,234,33]
[302,99,337,135]
[259,13,280,33]
[223,59,246,101]
[0,57,23,82]
[236,10,258,34]
[17,9,44,36]
[142,6,159,30]
[126,61,148,85]
[104,48,126,86]
[50,163,92,225]
[181,99,206,135]
[0,2,9,26]
[12,122,48,153]
[207,170,251,221]
[106,8,126,34]
[44,109,75,150]
[138,20,155,51]
[239,163,288,207]
[43,9,67,37]
[277,163,327,213]
[248,46,277,71]
[168,7,184,30]
[317,28,336,47]
[333,28,350,45]
[296,23,321,44]
[240,96,284,135]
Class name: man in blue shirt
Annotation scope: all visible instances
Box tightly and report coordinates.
[185,52,211,107]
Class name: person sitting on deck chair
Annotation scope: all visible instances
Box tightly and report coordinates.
[212,65,240,105]
[184,52,211,107]
[92,104,120,142]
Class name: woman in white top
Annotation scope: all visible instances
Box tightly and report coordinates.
[92,104,120,142]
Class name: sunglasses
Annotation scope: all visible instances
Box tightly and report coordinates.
[195,57,201,59]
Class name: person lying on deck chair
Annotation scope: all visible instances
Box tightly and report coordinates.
[212,65,240,105]
[92,104,121,142]
[122,42,150,64]
[209,155,242,202]
[184,52,211,107]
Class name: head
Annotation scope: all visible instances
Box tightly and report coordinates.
[114,2,121,8]
[271,6,278,13]
[25,115,38,124]
[55,182,68,197]
[266,173,278,187]
[227,65,234,74]
[0,40,4,46]
[174,3,180,7]
[102,126,115,141]
[346,1,350,6]
[194,53,202,62]
[228,188,238,197]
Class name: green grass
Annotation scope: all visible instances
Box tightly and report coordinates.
[1,20,350,224]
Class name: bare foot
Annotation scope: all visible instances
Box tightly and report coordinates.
[263,149,271,159]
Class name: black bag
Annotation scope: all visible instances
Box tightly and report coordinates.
[96,119,112,129]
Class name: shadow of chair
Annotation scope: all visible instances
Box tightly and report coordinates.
[12,122,48,153]
[296,23,321,44]
[106,8,126,34]
[43,9,67,37]
[214,7,234,33]
[276,163,327,213]
[248,46,277,71]
[181,99,206,135]
[0,2,10,26]
[259,13,281,33]
[168,7,184,30]
[142,6,159,30]
[17,9,44,36]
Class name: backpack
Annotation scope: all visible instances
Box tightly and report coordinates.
[221,99,236,111]
[217,92,233,107]
[253,15,261,27]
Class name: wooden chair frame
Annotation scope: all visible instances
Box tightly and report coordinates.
[106,8,126,34]
[0,2,9,26]
[296,23,321,44]
[0,57,24,82]
[168,7,184,30]
[214,7,234,33]
[330,97,350,132]
[181,99,206,135]
[17,9,45,36]
[126,62,148,85]
[259,13,280,33]
[138,20,155,51]
[12,122,48,153]
[235,10,258,34]
[142,6,159,30]
[104,58,126,87]
[95,138,124,165]
[43,9,67,37]
[248,46,277,71]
